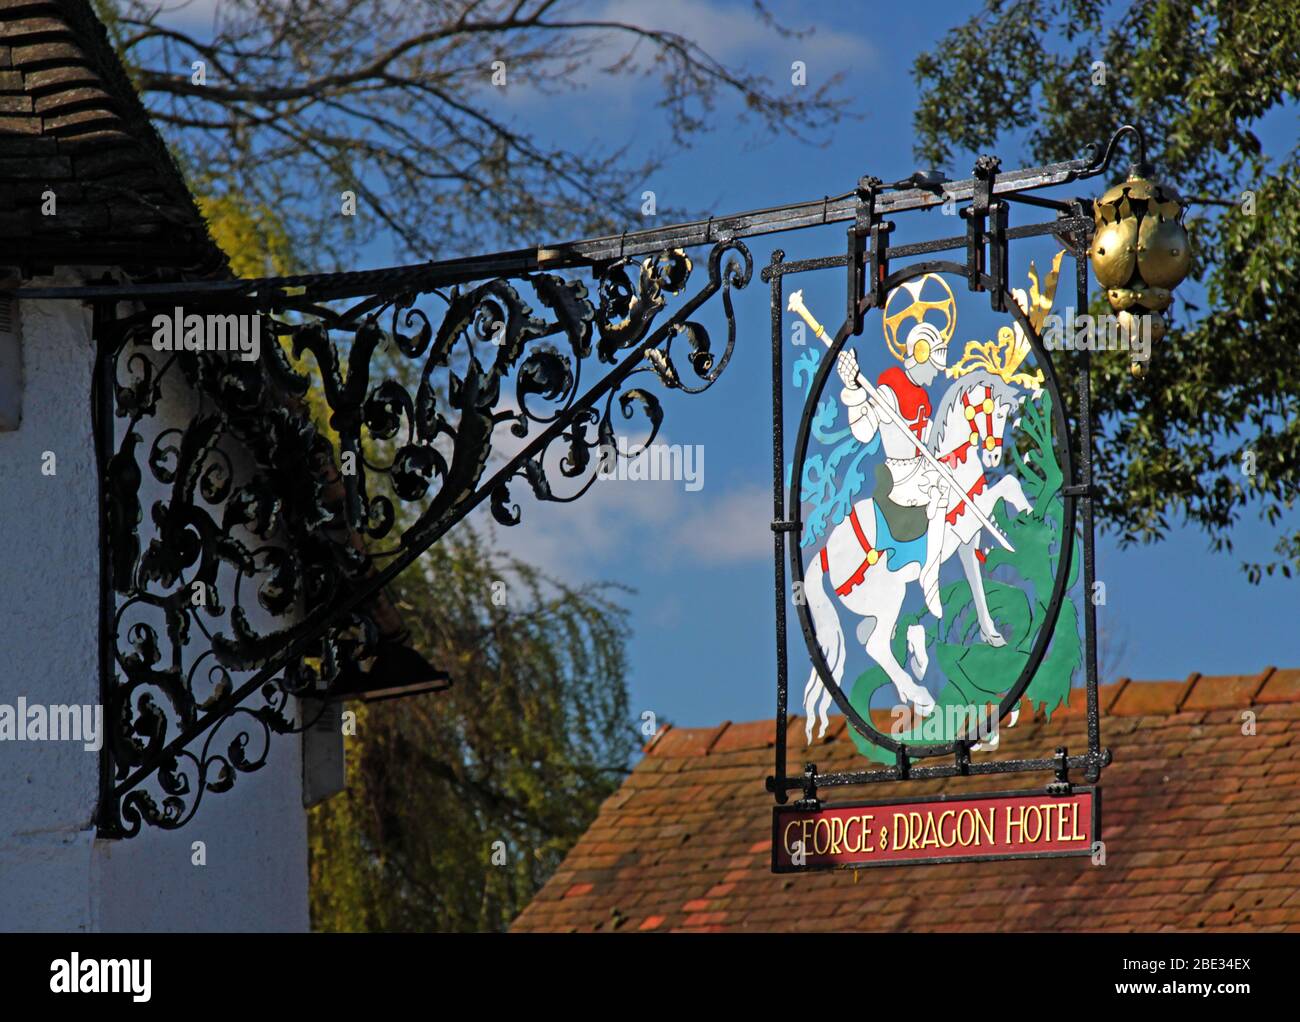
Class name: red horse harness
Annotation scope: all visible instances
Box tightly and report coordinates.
[961,384,1002,453]
[819,506,879,597]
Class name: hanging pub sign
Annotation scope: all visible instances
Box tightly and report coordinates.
[762,127,1187,871]
[784,258,1075,749]
[772,788,1100,872]
[19,110,1173,841]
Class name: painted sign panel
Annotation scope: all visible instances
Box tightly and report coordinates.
[771,788,1098,871]
[787,256,1082,764]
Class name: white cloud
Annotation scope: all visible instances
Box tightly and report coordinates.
[148,0,224,35]
[470,424,771,585]
[485,0,873,116]
[595,0,870,67]
[663,483,772,564]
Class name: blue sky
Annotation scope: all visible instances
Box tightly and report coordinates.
[463,0,1299,731]
[156,0,1299,730]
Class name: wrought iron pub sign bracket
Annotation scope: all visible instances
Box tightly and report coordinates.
[15,125,1179,842]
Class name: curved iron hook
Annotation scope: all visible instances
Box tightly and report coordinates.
[1087,123,1151,177]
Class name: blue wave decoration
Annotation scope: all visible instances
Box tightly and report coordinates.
[787,347,877,549]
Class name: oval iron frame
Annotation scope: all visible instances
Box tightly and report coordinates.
[787,259,1078,758]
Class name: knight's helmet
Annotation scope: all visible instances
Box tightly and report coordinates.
[882,274,957,375]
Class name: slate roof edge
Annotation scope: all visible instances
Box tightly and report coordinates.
[64,0,227,277]
[1,0,228,279]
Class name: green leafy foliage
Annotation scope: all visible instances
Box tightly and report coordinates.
[309,526,636,932]
[913,0,1300,580]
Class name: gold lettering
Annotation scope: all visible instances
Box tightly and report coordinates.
[783,821,800,856]
[1026,805,1043,843]
[908,812,924,849]
[829,816,845,855]
[892,812,907,851]
[814,818,831,855]
[920,811,940,849]
[937,810,956,848]
[842,816,860,854]
[974,807,993,845]
[956,809,975,847]
[1071,802,1084,841]
[1005,805,1025,844]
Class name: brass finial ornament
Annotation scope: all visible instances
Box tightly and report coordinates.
[1088,126,1190,376]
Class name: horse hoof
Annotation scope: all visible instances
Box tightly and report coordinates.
[982,631,1006,647]
[912,694,936,717]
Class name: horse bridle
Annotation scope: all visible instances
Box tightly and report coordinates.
[960,384,1003,454]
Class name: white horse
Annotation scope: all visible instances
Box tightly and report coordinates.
[802,371,1032,743]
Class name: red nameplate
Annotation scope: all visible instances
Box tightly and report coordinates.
[772,788,1099,871]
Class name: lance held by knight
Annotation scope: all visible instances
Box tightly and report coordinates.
[835,279,957,619]
[788,277,1016,627]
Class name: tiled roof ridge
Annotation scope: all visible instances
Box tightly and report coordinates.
[1,0,228,276]
[517,666,1300,934]
[646,666,1292,758]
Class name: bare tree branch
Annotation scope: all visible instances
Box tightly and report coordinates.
[102,0,853,266]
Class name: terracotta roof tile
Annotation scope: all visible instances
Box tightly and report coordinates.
[711,719,775,754]
[1258,668,1300,704]
[513,669,1300,933]
[647,723,728,758]
[1109,677,1194,715]
[1183,668,1274,710]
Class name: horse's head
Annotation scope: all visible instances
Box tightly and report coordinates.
[935,373,1021,469]
[967,376,1019,468]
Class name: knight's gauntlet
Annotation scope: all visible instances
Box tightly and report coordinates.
[836,348,860,388]
[841,386,879,444]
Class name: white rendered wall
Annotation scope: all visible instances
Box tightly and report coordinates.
[0,277,101,931]
[0,272,309,932]
[91,737,309,932]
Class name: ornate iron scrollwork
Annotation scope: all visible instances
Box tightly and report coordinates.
[97,240,752,837]
[65,123,1176,843]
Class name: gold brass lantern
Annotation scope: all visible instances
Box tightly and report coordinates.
[1089,163,1190,376]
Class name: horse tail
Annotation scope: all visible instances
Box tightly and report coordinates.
[803,550,846,741]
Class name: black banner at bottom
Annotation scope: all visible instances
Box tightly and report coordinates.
[0,931,1288,1009]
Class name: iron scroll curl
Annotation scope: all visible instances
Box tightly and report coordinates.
[95,238,753,837]
[786,259,1078,758]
